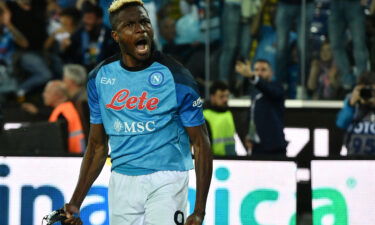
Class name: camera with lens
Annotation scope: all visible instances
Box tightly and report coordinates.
[360,86,374,100]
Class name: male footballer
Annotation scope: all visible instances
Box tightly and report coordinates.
[62,0,213,224]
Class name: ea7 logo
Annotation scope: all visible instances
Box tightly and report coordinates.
[192,97,203,108]
[101,77,116,85]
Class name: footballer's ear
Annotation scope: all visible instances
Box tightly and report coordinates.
[111,30,119,43]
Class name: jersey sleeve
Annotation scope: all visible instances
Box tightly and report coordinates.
[176,83,205,127]
[175,67,205,127]
[87,73,102,124]
[156,52,205,127]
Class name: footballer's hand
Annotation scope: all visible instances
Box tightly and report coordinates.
[63,203,82,225]
[184,213,204,225]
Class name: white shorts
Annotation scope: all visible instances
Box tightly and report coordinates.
[108,170,189,225]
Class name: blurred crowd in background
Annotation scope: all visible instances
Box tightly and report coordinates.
[0,0,374,155]
[0,0,373,103]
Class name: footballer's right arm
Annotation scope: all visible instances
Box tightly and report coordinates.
[63,123,108,224]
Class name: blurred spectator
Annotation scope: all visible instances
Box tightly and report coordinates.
[0,4,29,65]
[179,0,195,16]
[366,15,375,73]
[275,0,314,99]
[46,0,63,35]
[0,3,29,94]
[175,0,221,45]
[159,17,176,47]
[336,72,375,155]
[196,0,221,43]
[44,80,85,154]
[159,17,188,62]
[251,0,278,71]
[218,0,261,88]
[76,0,97,10]
[98,0,112,28]
[6,0,53,100]
[329,0,369,90]
[44,7,81,60]
[157,0,182,21]
[62,64,89,142]
[203,81,237,156]
[236,59,287,156]
[143,0,160,49]
[251,0,297,98]
[175,1,201,44]
[307,41,341,100]
[57,0,76,9]
[21,64,89,143]
[64,2,117,70]
[309,0,330,55]
[159,16,196,62]
[175,0,223,87]
[158,14,218,94]
[44,7,81,77]
[6,0,47,51]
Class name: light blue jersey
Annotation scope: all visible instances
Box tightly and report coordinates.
[87,51,205,175]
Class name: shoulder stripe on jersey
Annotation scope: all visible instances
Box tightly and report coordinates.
[88,53,121,81]
[154,52,199,94]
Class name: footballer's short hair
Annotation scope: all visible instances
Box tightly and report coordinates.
[109,0,147,30]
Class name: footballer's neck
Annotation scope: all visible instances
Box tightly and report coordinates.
[121,53,154,71]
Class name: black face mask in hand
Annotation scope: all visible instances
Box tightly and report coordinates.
[42,208,67,225]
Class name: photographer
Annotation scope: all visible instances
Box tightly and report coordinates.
[336,72,375,155]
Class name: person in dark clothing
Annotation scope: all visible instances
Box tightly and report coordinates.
[235,59,287,156]
[6,0,47,51]
[6,0,53,99]
[44,7,82,65]
[63,2,118,71]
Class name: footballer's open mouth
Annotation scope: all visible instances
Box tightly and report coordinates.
[134,37,150,56]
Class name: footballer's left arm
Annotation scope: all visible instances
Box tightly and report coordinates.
[185,124,213,224]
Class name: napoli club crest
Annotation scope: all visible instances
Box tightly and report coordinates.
[149,72,164,86]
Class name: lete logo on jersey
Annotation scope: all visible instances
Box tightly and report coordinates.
[106,89,159,111]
